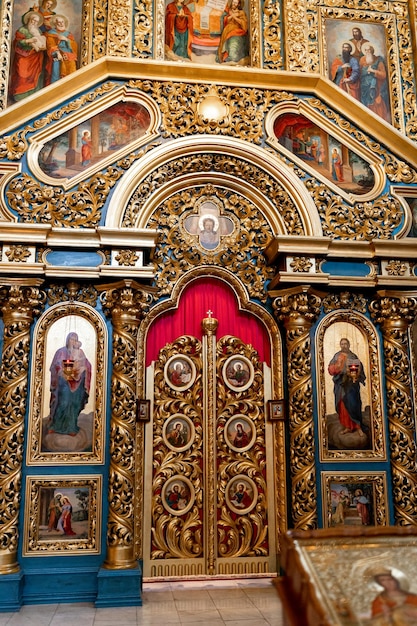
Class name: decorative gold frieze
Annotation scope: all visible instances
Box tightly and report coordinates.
[305,181,403,240]
[272,286,323,530]
[289,257,313,272]
[369,293,417,525]
[129,80,295,143]
[115,250,141,266]
[322,292,368,314]
[284,0,310,72]
[0,285,45,574]
[107,0,132,57]
[90,0,109,60]
[384,260,408,276]
[5,147,147,227]
[46,282,98,307]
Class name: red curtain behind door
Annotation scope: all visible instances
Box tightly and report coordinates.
[146,278,271,366]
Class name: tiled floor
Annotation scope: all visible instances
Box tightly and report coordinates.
[0,578,284,626]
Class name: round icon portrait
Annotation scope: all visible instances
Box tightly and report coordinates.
[224,415,255,452]
[162,476,195,516]
[223,356,254,392]
[163,414,195,452]
[226,475,258,515]
[164,355,196,392]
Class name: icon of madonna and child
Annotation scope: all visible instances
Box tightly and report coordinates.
[42,330,93,453]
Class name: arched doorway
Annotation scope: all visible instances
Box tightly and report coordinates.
[141,274,284,578]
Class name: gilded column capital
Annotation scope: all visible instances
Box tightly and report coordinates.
[0,284,45,325]
[99,280,154,324]
[0,285,45,574]
[369,293,417,330]
[271,285,324,329]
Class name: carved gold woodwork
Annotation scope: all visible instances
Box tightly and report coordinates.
[0,72,415,237]
[107,0,133,57]
[311,185,403,241]
[272,286,323,530]
[215,336,270,567]
[100,281,153,569]
[148,330,274,577]
[130,80,294,143]
[140,267,285,564]
[46,282,98,307]
[133,0,153,58]
[143,184,277,303]
[263,0,284,70]
[203,319,217,575]
[369,294,417,526]
[283,0,310,72]
[0,285,45,574]
[323,293,368,314]
[150,335,204,571]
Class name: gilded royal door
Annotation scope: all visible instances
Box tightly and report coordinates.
[143,316,276,577]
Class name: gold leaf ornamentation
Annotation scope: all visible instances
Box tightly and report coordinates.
[133,0,153,57]
[263,0,284,69]
[273,288,323,529]
[5,245,31,263]
[130,80,295,143]
[290,257,313,272]
[0,286,45,570]
[370,295,417,525]
[115,250,140,266]
[385,260,407,276]
[144,184,278,303]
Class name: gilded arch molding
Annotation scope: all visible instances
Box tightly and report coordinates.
[105,135,322,236]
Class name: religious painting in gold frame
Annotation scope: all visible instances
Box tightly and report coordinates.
[26,302,107,465]
[321,470,388,529]
[2,0,86,109]
[161,0,257,67]
[316,310,386,462]
[23,475,102,556]
[319,10,413,133]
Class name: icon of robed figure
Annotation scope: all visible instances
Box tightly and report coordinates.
[48,332,92,436]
